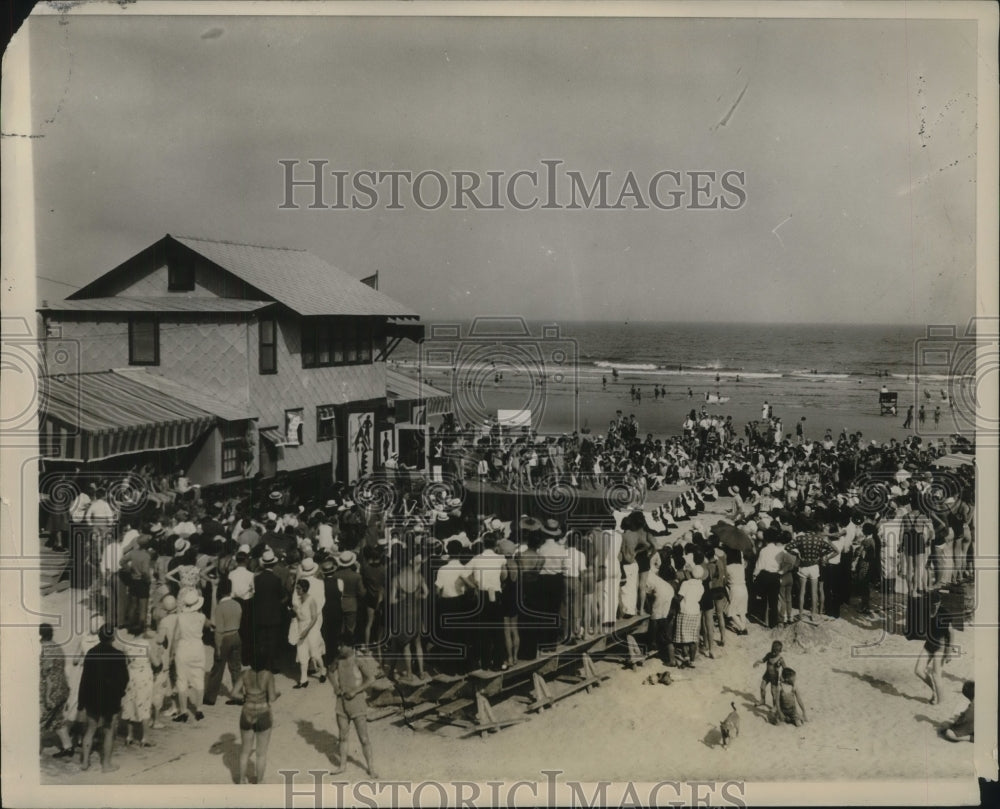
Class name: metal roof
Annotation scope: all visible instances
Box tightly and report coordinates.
[172,235,419,318]
[112,368,256,422]
[40,297,274,314]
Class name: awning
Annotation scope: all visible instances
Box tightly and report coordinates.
[385,318,424,343]
[259,427,287,446]
[386,368,452,416]
[38,371,216,462]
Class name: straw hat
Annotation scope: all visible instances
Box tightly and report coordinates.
[336,550,357,568]
[179,587,204,612]
[237,543,251,555]
[260,548,278,565]
[320,558,337,575]
[519,515,542,532]
[269,490,283,502]
[541,518,563,538]
[299,557,318,576]
[174,538,191,555]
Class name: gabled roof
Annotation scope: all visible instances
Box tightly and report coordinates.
[172,235,417,318]
[66,234,419,319]
[40,297,274,314]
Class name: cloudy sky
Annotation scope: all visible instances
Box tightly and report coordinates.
[25,5,978,324]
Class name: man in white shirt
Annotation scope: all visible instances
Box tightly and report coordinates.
[645,554,676,664]
[877,508,904,625]
[99,527,129,628]
[228,547,255,600]
[173,511,197,539]
[461,535,506,671]
[433,540,469,667]
[70,488,92,523]
[86,488,116,531]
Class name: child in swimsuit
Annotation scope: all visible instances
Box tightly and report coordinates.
[775,667,807,726]
[753,640,784,708]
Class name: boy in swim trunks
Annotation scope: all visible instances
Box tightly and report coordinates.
[753,640,784,709]
[774,667,807,726]
[329,635,379,779]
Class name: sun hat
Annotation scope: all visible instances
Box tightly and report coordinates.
[260,548,278,565]
[541,518,563,537]
[336,550,357,568]
[299,557,318,575]
[174,538,191,554]
[179,587,204,612]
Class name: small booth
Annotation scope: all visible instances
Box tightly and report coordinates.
[878,390,898,415]
[386,368,453,473]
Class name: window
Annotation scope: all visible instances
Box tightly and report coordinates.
[221,437,241,478]
[301,318,373,369]
[168,259,195,291]
[128,318,159,365]
[317,405,337,442]
[259,318,277,374]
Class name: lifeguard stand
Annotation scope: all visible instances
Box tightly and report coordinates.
[879,391,898,415]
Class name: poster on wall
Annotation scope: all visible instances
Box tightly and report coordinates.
[347,411,374,481]
[376,428,396,468]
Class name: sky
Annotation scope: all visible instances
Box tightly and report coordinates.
[24,6,979,325]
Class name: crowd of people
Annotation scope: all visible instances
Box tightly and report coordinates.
[37,405,977,777]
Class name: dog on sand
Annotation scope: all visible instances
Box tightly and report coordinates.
[720,701,740,748]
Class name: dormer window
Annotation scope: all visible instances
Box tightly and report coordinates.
[168,259,195,291]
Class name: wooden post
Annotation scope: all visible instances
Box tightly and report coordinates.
[626,634,644,668]
[532,671,553,710]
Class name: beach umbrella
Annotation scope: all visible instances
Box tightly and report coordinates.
[710,521,754,553]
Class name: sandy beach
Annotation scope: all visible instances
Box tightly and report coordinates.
[39,492,977,789]
[401,359,960,448]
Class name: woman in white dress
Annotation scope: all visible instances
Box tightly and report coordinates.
[724,547,749,634]
[291,577,325,688]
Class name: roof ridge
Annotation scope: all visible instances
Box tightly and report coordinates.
[173,234,306,253]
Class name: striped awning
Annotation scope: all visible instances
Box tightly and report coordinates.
[38,371,216,462]
[259,427,286,446]
[386,369,452,416]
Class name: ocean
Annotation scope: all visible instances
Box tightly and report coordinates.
[391,319,975,441]
[396,321,952,381]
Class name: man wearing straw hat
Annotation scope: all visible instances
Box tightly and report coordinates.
[251,549,287,674]
[331,551,366,641]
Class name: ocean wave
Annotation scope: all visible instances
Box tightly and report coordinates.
[581,366,783,379]
[594,361,659,371]
[789,371,851,380]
